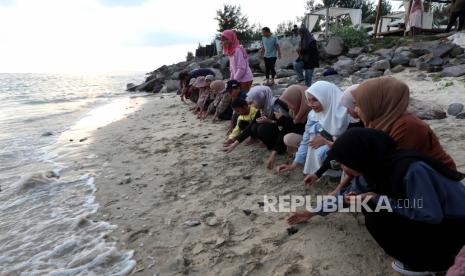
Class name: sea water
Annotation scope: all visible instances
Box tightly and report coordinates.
[0,73,148,274]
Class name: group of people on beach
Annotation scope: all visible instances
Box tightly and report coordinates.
[178,27,465,275]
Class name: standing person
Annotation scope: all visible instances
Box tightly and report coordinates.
[446,0,465,32]
[221,30,254,92]
[292,25,299,36]
[260,27,282,86]
[293,26,319,87]
[407,0,423,36]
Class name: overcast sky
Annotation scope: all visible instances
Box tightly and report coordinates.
[0,0,393,73]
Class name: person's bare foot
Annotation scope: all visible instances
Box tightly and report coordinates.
[269,79,275,86]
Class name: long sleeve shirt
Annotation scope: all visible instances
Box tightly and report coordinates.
[229,106,258,140]
[229,48,253,83]
[388,161,465,224]
[294,113,320,165]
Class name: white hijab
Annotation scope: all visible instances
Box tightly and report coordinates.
[306,81,350,136]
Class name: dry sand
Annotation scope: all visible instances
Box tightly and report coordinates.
[89,71,465,275]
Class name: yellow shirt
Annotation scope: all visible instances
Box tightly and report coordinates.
[229,106,258,140]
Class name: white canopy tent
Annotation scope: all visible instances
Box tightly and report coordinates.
[305,7,363,35]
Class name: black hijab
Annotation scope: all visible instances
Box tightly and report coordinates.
[327,128,464,199]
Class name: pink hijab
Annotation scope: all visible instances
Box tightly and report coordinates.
[221,29,248,59]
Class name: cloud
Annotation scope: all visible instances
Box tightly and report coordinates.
[0,0,15,6]
[134,31,214,47]
[97,0,148,7]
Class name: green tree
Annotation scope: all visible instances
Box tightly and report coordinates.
[215,4,253,45]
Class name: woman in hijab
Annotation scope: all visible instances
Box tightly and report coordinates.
[293,26,319,87]
[278,85,312,153]
[322,128,465,274]
[223,85,306,169]
[205,80,226,119]
[276,81,350,176]
[303,77,456,193]
[353,76,456,170]
[221,30,254,92]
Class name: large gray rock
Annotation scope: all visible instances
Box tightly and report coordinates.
[131,78,165,93]
[415,53,444,71]
[276,69,296,78]
[450,45,464,58]
[456,113,465,119]
[259,37,300,72]
[354,68,383,80]
[447,103,464,116]
[433,43,455,58]
[334,58,355,73]
[374,48,394,59]
[391,53,410,66]
[391,65,405,73]
[324,36,345,57]
[217,56,229,70]
[248,52,261,72]
[126,83,137,91]
[371,59,391,71]
[347,47,365,58]
[164,79,180,92]
[441,64,465,77]
[355,54,379,69]
[209,68,224,80]
[198,57,217,68]
[408,98,447,120]
[321,74,344,85]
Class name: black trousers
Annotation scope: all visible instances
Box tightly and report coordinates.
[250,122,280,151]
[446,10,465,32]
[364,210,465,271]
[218,106,233,120]
[264,57,277,80]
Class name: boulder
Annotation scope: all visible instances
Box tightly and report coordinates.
[371,59,391,71]
[164,79,180,93]
[409,58,418,67]
[321,74,344,85]
[217,56,229,71]
[248,52,261,72]
[324,36,345,57]
[391,65,405,73]
[441,64,465,77]
[185,62,200,72]
[456,113,465,119]
[276,69,296,78]
[209,68,224,80]
[391,53,410,66]
[354,54,379,69]
[347,47,365,58]
[447,103,464,116]
[450,45,464,58]
[432,43,455,58]
[374,48,394,59]
[133,78,165,93]
[354,68,383,80]
[383,69,393,76]
[408,98,447,120]
[334,58,355,74]
[126,83,137,91]
[198,57,217,68]
[415,73,427,81]
[259,37,300,72]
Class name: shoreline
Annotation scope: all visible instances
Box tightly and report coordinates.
[89,71,465,275]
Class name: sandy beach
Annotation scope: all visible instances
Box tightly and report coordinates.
[89,71,465,275]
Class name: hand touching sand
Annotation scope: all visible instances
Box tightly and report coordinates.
[287,211,315,225]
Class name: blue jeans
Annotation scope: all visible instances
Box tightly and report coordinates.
[293,60,314,87]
